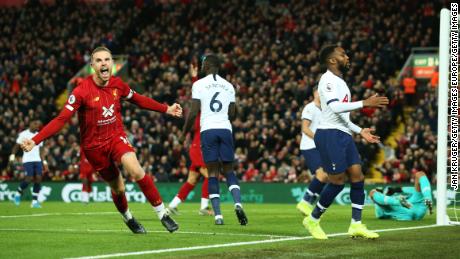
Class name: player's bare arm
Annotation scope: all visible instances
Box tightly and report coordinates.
[9,144,19,164]
[228,102,236,121]
[302,119,315,139]
[360,128,380,143]
[20,139,36,152]
[166,103,183,117]
[363,94,389,108]
[182,99,201,136]
[189,62,198,78]
[39,146,49,172]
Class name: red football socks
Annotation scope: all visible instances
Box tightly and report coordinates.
[177,182,195,201]
[201,178,209,198]
[137,174,163,206]
[111,191,128,213]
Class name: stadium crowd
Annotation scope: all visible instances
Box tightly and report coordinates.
[0,0,442,184]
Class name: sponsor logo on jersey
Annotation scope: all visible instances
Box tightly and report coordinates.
[102,104,114,118]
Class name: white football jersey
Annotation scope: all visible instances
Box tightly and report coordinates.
[192,74,235,132]
[16,129,43,163]
[300,102,322,150]
[317,70,354,135]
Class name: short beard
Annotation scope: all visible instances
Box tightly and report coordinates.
[339,63,349,74]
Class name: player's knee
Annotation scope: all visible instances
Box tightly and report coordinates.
[187,172,199,185]
[316,168,328,182]
[128,166,145,180]
[349,173,364,182]
[222,162,234,173]
[347,164,364,181]
[111,185,125,194]
[328,174,346,185]
[206,162,220,177]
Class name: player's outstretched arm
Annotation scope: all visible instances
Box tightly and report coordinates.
[182,99,200,136]
[129,92,182,117]
[328,94,389,114]
[360,128,380,143]
[166,103,183,117]
[30,106,76,147]
[362,94,389,108]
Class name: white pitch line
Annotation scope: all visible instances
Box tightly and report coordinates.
[0,228,295,238]
[0,210,223,218]
[170,230,294,238]
[0,212,117,218]
[64,224,442,259]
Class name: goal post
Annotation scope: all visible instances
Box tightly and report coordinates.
[437,6,459,226]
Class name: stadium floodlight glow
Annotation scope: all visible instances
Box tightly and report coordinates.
[437,5,460,226]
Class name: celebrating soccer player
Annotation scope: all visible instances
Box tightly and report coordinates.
[20,46,182,234]
[182,54,247,225]
[303,45,389,239]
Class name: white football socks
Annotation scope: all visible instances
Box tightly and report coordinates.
[154,203,167,219]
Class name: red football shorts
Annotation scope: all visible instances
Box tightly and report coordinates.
[84,135,134,182]
[189,143,206,172]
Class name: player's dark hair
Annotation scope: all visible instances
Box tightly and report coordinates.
[202,54,220,80]
[319,44,338,66]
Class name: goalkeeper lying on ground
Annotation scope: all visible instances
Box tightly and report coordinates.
[369,171,433,221]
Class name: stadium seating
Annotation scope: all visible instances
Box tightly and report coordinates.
[0,0,442,184]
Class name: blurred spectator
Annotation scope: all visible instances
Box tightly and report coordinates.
[0,0,443,184]
[402,71,417,105]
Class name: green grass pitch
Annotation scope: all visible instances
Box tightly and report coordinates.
[0,202,458,258]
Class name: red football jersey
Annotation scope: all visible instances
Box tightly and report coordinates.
[190,76,201,146]
[191,112,201,146]
[32,75,167,149]
[68,76,132,149]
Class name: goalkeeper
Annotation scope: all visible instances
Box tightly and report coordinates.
[369,171,433,221]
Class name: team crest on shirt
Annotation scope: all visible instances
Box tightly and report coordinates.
[326,83,332,92]
[68,95,76,104]
[93,96,100,102]
[112,89,118,98]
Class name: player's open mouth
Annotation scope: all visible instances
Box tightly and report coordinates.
[100,67,109,77]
